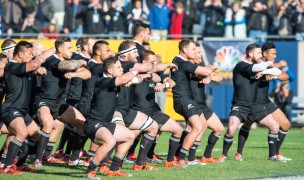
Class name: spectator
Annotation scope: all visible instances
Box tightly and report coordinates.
[169,2,192,39]
[141,0,155,14]
[107,0,127,38]
[50,0,65,31]
[1,0,26,36]
[176,0,200,33]
[224,1,247,38]
[20,11,42,38]
[203,0,227,37]
[127,0,149,34]
[149,0,171,40]
[267,0,283,34]
[247,0,270,41]
[83,0,106,34]
[63,0,86,37]
[42,23,59,39]
[293,0,304,40]
[273,4,293,36]
[270,81,294,127]
[35,0,54,28]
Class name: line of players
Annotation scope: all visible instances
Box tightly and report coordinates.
[0,23,291,178]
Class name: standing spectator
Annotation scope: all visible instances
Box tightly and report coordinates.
[63,0,86,37]
[127,0,149,34]
[83,0,105,34]
[107,0,127,38]
[293,0,304,40]
[169,2,192,39]
[149,0,171,40]
[141,0,155,14]
[247,0,270,41]
[273,4,293,36]
[20,11,42,38]
[176,0,200,33]
[1,0,26,36]
[35,0,54,28]
[270,81,294,127]
[267,0,283,34]
[224,1,247,38]
[50,0,65,31]
[204,0,227,37]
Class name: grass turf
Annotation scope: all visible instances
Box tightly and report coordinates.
[0,127,303,179]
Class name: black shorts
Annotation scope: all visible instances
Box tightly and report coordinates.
[144,111,169,130]
[66,99,79,107]
[116,109,138,127]
[197,103,214,120]
[83,120,116,141]
[229,103,268,123]
[1,110,33,127]
[174,99,199,121]
[261,102,278,115]
[34,99,60,119]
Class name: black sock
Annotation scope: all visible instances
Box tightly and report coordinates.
[167,136,180,162]
[36,130,50,161]
[70,132,87,161]
[135,133,155,166]
[188,141,200,161]
[175,130,189,157]
[237,127,250,155]
[86,158,99,173]
[43,141,55,157]
[100,144,116,164]
[4,138,22,167]
[86,150,95,160]
[127,135,141,156]
[178,148,188,160]
[147,140,157,159]
[223,135,233,156]
[1,153,6,164]
[110,155,123,171]
[65,131,76,156]
[57,125,72,151]
[16,140,29,166]
[204,133,220,158]
[27,139,36,156]
[276,129,288,155]
[268,133,278,157]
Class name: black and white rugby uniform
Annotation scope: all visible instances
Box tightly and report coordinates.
[33,55,70,119]
[132,73,170,129]
[84,74,117,140]
[1,60,34,126]
[229,61,268,122]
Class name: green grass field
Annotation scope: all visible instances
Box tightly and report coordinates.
[0,127,303,180]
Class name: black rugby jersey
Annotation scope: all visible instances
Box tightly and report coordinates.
[38,55,69,102]
[116,60,135,112]
[1,61,32,114]
[66,52,90,102]
[88,76,119,123]
[232,61,259,104]
[171,55,198,102]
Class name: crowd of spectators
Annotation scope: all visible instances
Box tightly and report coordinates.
[0,0,304,40]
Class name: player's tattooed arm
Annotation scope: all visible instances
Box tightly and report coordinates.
[58,60,87,71]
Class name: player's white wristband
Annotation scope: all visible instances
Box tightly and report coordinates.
[131,71,138,76]
[163,82,170,88]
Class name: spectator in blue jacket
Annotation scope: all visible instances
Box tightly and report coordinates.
[149,0,171,40]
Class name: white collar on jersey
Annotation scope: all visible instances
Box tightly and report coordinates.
[132,40,142,46]
[242,60,252,64]
[88,59,98,64]
[176,55,188,61]
[103,73,110,77]
[9,59,17,63]
[79,52,90,59]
